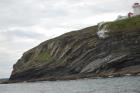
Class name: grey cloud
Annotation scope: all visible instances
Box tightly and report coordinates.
[0,0,137,29]
[0,0,70,28]
[1,30,45,39]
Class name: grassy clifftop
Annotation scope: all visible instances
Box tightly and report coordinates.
[106,15,140,32]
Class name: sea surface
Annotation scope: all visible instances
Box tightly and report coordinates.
[0,76,140,93]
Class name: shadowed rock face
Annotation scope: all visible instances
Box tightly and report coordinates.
[10,16,140,82]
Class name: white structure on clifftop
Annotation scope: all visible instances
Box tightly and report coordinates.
[97,3,140,39]
[117,3,140,20]
[133,3,140,15]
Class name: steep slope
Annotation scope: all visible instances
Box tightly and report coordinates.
[10,16,140,82]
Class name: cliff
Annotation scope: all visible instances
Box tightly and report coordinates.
[9,16,140,82]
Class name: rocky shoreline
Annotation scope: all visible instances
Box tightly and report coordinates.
[1,73,140,84]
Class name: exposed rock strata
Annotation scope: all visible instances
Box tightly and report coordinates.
[9,16,140,82]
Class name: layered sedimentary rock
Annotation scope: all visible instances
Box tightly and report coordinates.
[10,16,140,82]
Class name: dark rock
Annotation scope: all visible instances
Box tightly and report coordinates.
[9,16,140,82]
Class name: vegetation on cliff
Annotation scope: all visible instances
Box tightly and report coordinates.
[9,16,140,82]
[106,15,140,32]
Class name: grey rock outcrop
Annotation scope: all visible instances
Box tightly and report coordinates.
[9,16,140,82]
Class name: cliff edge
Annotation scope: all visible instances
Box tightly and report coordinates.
[10,16,140,82]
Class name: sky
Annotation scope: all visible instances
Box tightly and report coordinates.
[0,0,139,79]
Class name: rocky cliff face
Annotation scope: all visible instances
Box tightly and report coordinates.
[10,16,140,82]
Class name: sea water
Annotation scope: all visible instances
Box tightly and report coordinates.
[0,76,140,93]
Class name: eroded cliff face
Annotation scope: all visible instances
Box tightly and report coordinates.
[10,16,140,81]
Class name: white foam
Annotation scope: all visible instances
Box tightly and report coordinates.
[125,74,131,76]
[108,75,114,78]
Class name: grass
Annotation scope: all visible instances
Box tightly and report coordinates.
[33,52,65,66]
[104,15,140,32]
[23,52,53,69]
[15,52,66,73]
[36,52,52,62]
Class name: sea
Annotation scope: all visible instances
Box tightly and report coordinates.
[0,76,140,93]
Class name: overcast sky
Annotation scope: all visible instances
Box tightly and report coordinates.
[0,0,139,78]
